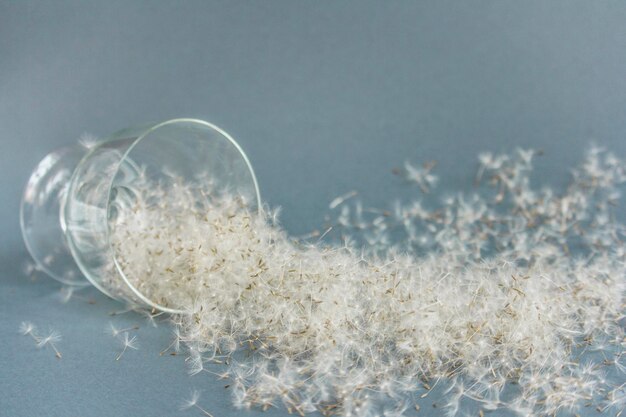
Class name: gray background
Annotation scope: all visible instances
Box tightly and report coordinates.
[1,1,625,416]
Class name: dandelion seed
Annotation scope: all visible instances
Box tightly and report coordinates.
[141,310,163,328]
[108,322,139,337]
[78,133,99,149]
[317,226,333,242]
[329,190,358,209]
[115,333,138,361]
[187,349,204,375]
[36,330,62,359]
[22,261,37,277]
[296,229,321,240]
[404,161,438,193]
[19,321,37,337]
[58,286,75,303]
[160,327,182,356]
[108,306,135,316]
[180,390,214,417]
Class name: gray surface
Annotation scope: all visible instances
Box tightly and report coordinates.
[1,1,626,416]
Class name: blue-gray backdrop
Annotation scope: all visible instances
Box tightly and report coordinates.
[1,1,625,416]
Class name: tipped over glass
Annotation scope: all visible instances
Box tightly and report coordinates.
[20,119,261,313]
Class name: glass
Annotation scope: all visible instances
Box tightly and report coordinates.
[20,119,261,313]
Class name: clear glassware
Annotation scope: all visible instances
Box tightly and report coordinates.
[20,119,261,313]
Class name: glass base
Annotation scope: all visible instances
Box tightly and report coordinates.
[20,144,89,286]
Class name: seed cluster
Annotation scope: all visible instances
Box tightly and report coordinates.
[109,147,625,416]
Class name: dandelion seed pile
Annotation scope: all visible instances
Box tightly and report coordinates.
[109,147,625,416]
